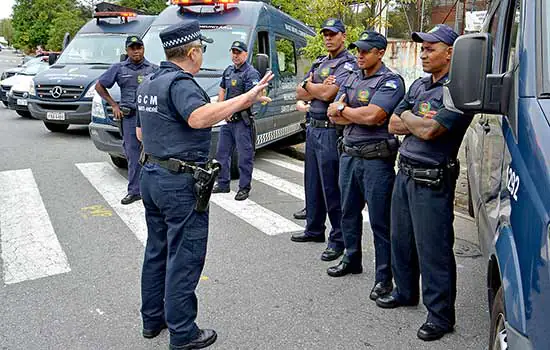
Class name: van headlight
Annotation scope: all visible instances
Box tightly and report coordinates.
[91,91,106,119]
[29,79,36,96]
[84,82,97,99]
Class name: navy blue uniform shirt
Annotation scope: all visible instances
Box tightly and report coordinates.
[137,61,211,162]
[220,61,260,100]
[98,58,157,110]
[306,50,357,119]
[394,74,472,165]
[336,64,405,144]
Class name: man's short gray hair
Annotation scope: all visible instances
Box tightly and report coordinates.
[164,39,201,60]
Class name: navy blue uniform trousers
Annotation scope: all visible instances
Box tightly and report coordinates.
[304,125,343,250]
[140,163,208,346]
[216,119,254,190]
[339,153,395,283]
[391,170,457,329]
[122,115,142,196]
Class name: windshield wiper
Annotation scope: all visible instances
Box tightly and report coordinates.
[81,62,112,65]
[200,67,221,71]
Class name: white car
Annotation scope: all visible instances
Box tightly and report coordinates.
[2,62,48,117]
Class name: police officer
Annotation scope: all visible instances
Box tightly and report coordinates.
[325,32,405,301]
[136,20,272,349]
[292,18,357,262]
[375,25,469,342]
[96,35,157,205]
[212,41,261,201]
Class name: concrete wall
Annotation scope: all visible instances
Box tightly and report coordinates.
[383,40,425,89]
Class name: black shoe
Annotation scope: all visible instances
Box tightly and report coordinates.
[320,248,344,261]
[142,323,167,339]
[212,185,230,194]
[169,329,217,349]
[290,233,325,243]
[234,188,250,201]
[369,281,393,301]
[376,294,418,309]
[417,322,453,341]
[327,260,363,277]
[121,194,141,205]
[293,208,306,220]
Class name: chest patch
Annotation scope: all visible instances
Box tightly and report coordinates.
[320,67,330,78]
[357,89,370,103]
[137,75,144,84]
[231,79,238,87]
[419,102,432,115]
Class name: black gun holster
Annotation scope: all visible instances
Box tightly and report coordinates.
[193,160,221,212]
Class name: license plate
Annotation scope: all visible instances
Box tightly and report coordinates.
[16,99,27,106]
[46,112,65,121]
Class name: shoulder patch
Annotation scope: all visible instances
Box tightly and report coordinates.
[344,62,355,71]
[384,80,398,89]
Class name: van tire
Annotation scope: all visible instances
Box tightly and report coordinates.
[44,122,69,132]
[110,155,128,169]
[489,287,508,350]
[16,110,32,118]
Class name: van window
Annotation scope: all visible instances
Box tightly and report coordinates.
[275,37,297,76]
[506,0,521,71]
[252,31,270,68]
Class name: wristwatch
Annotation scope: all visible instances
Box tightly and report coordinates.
[301,79,309,91]
[337,103,346,113]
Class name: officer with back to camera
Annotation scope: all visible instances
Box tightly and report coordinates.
[326,31,405,303]
[292,18,357,262]
[135,20,273,349]
[96,35,157,205]
[375,25,471,342]
[212,40,261,201]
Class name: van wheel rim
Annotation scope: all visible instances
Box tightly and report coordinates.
[492,314,508,350]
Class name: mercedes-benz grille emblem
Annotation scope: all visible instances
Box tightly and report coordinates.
[51,86,63,99]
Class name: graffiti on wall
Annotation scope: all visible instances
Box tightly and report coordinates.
[383,40,426,89]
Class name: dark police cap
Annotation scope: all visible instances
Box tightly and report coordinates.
[349,31,387,51]
[231,41,247,52]
[412,24,459,46]
[126,35,143,47]
[160,20,213,50]
[320,18,346,34]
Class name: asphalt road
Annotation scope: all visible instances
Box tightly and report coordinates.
[0,49,489,350]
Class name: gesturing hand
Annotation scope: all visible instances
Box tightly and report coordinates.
[247,71,274,104]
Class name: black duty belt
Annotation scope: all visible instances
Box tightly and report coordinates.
[310,119,336,128]
[343,139,399,159]
[140,154,198,174]
[228,109,252,123]
[398,158,459,187]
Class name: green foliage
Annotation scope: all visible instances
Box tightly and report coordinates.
[0,19,14,46]
[47,10,86,51]
[117,0,168,15]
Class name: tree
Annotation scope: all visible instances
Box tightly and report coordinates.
[117,0,168,14]
[0,19,14,46]
[47,10,86,51]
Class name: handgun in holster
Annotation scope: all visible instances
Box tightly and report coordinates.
[193,160,222,212]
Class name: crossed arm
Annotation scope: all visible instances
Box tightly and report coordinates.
[388,110,447,140]
[296,74,339,102]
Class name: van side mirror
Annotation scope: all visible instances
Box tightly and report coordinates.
[444,33,511,115]
[120,54,128,62]
[62,32,71,51]
[255,54,269,77]
[48,53,59,66]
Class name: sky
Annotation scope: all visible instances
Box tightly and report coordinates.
[0,0,14,20]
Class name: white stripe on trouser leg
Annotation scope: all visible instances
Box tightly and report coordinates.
[0,169,71,284]
[76,162,147,246]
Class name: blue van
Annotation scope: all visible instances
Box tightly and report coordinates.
[444,0,550,348]
[89,0,314,172]
[28,6,156,133]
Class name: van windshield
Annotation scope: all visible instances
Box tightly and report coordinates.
[143,25,250,70]
[56,34,127,65]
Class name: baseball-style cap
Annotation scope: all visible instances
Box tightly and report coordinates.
[412,24,459,46]
[126,35,143,47]
[230,41,248,52]
[320,18,346,34]
[160,20,213,50]
[349,30,387,51]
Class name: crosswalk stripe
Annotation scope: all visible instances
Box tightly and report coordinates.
[211,192,303,236]
[252,168,370,223]
[263,158,304,174]
[0,169,71,284]
[76,162,147,246]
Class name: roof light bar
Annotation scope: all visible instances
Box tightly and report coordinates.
[94,11,137,19]
[171,0,239,5]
